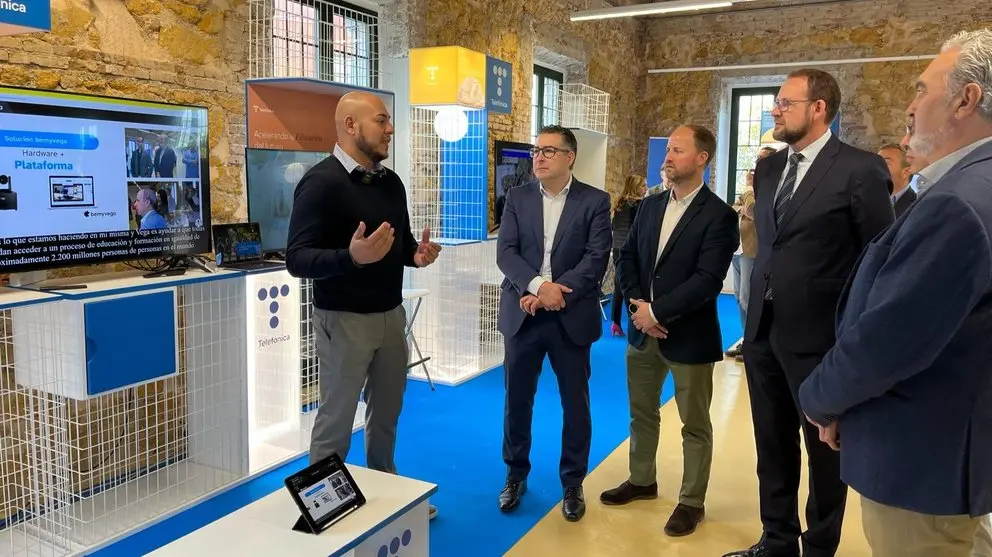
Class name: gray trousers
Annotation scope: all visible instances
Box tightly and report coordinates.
[308,305,409,473]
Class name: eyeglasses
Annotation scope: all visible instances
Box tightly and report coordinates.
[529,146,572,159]
[772,98,815,112]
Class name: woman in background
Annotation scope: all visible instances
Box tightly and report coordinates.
[610,174,647,336]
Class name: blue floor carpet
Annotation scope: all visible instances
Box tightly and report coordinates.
[90,294,743,557]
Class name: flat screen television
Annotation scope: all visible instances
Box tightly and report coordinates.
[492,140,534,229]
[245,148,329,254]
[0,86,211,274]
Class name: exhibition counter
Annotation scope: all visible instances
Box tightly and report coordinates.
[0,268,434,557]
[147,465,436,557]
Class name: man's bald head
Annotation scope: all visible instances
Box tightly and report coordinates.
[335,91,393,168]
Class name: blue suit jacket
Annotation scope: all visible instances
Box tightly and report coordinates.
[496,178,612,346]
[798,140,992,517]
[617,185,739,364]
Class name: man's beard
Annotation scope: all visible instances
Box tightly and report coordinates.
[664,165,691,185]
[909,120,952,159]
[357,133,386,164]
[772,119,810,145]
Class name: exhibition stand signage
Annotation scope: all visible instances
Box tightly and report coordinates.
[0,0,50,36]
[485,56,512,114]
[408,46,487,109]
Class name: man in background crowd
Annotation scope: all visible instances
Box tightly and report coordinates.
[726,145,776,361]
[878,142,917,217]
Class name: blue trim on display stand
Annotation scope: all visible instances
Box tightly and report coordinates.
[438,108,488,241]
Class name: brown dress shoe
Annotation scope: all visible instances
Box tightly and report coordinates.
[599,480,658,505]
[664,503,704,536]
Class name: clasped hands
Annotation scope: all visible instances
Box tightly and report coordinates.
[520,282,572,315]
[628,298,668,339]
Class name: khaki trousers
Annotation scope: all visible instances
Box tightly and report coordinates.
[626,340,714,508]
[861,495,981,557]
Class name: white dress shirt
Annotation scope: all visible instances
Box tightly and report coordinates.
[915,136,992,196]
[775,129,833,198]
[648,182,704,323]
[527,176,573,295]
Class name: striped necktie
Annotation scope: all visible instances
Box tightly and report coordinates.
[765,152,804,300]
[774,153,804,229]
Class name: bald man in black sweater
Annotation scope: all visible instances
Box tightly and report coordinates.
[286,92,442,518]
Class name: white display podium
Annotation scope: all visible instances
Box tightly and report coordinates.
[146,465,436,557]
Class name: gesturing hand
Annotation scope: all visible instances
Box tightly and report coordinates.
[349,221,394,265]
[538,282,572,311]
[413,226,442,268]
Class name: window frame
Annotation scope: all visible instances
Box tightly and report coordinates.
[271,0,379,89]
[726,86,780,203]
[532,64,564,142]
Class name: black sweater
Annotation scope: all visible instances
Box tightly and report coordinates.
[285,155,418,313]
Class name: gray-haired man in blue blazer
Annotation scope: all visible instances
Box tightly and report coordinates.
[798,28,992,557]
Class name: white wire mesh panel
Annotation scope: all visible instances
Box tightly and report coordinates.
[408,107,442,237]
[406,240,504,385]
[560,83,611,135]
[248,0,383,88]
[1,300,71,557]
[405,105,504,384]
[1,278,248,556]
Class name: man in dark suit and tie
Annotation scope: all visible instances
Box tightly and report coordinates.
[878,143,918,217]
[496,125,612,522]
[600,124,738,537]
[799,29,992,557]
[723,69,894,557]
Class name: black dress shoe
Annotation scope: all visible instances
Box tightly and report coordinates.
[562,486,585,522]
[498,479,526,512]
[600,480,658,505]
[664,503,704,536]
[721,541,789,557]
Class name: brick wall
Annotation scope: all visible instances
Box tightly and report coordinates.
[638,0,992,191]
[0,0,248,280]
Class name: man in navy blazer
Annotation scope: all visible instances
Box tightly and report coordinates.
[600,124,738,537]
[496,125,612,522]
[799,29,992,556]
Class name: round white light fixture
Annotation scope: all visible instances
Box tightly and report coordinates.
[283,162,308,185]
[433,106,469,143]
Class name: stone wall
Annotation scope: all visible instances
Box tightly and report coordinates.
[406,0,646,227]
[638,0,992,191]
[0,0,248,280]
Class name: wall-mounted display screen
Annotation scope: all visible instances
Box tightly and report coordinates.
[0,86,211,274]
[245,148,329,254]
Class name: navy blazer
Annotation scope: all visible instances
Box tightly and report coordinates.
[799,140,992,517]
[617,185,739,364]
[496,178,612,347]
[745,135,894,354]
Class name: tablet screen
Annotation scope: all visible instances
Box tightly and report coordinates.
[296,469,358,523]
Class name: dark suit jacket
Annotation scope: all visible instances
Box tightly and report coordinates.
[496,178,612,347]
[798,140,992,517]
[744,134,895,353]
[893,186,917,217]
[617,185,739,365]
